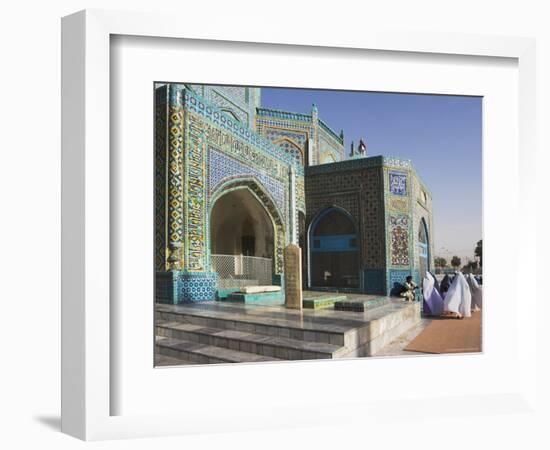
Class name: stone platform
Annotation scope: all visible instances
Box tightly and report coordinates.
[155,298,421,365]
[217,289,350,309]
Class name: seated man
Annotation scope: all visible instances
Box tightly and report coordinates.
[400,276,418,302]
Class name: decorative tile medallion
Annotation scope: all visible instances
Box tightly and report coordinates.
[389,171,408,196]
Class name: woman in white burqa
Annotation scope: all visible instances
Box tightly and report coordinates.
[465,273,483,311]
[443,272,472,318]
[422,272,444,316]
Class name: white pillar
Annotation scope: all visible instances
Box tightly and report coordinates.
[307,139,314,166]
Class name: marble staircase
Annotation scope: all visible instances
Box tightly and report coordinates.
[155,299,421,365]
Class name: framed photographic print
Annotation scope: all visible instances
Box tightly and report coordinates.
[61,9,537,441]
[152,80,482,366]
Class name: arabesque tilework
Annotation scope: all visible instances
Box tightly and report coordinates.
[209,148,286,217]
[166,86,185,271]
[389,215,410,266]
[256,105,344,167]
[184,112,209,272]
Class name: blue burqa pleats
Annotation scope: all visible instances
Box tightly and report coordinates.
[422,272,444,316]
[466,273,483,310]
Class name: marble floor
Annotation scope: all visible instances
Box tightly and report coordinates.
[156,297,416,334]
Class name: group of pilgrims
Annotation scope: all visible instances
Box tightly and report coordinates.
[400,272,483,319]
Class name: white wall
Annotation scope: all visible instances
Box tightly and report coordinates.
[0,1,548,449]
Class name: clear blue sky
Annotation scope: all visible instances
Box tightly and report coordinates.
[261,87,482,261]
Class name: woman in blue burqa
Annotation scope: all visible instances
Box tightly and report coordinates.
[422,271,444,316]
[466,273,482,311]
[442,272,472,319]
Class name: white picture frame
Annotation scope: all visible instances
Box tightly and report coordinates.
[61,9,537,441]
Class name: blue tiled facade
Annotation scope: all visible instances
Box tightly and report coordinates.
[209,148,286,218]
[364,269,385,295]
[177,272,219,304]
[156,271,219,305]
[155,83,434,303]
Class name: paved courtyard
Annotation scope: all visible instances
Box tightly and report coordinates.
[372,317,433,357]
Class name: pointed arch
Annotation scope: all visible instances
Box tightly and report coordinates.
[307,205,360,289]
[209,177,286,274]
[272,136,304,164]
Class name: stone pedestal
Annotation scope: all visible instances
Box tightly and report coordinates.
[284,244,303,310]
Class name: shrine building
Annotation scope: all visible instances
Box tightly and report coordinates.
[154,83,434,304]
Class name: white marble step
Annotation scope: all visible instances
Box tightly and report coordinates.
[156,304,348,346]
[155,354,195,367]
[156,320,345,359]
[155,336,281,364]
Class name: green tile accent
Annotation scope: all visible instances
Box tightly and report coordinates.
[224,291,285,305]
[216,288,240,300]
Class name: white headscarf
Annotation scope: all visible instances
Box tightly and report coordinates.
[423,272,444,316]
[466,273,482,310]
[443,272,472,318]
